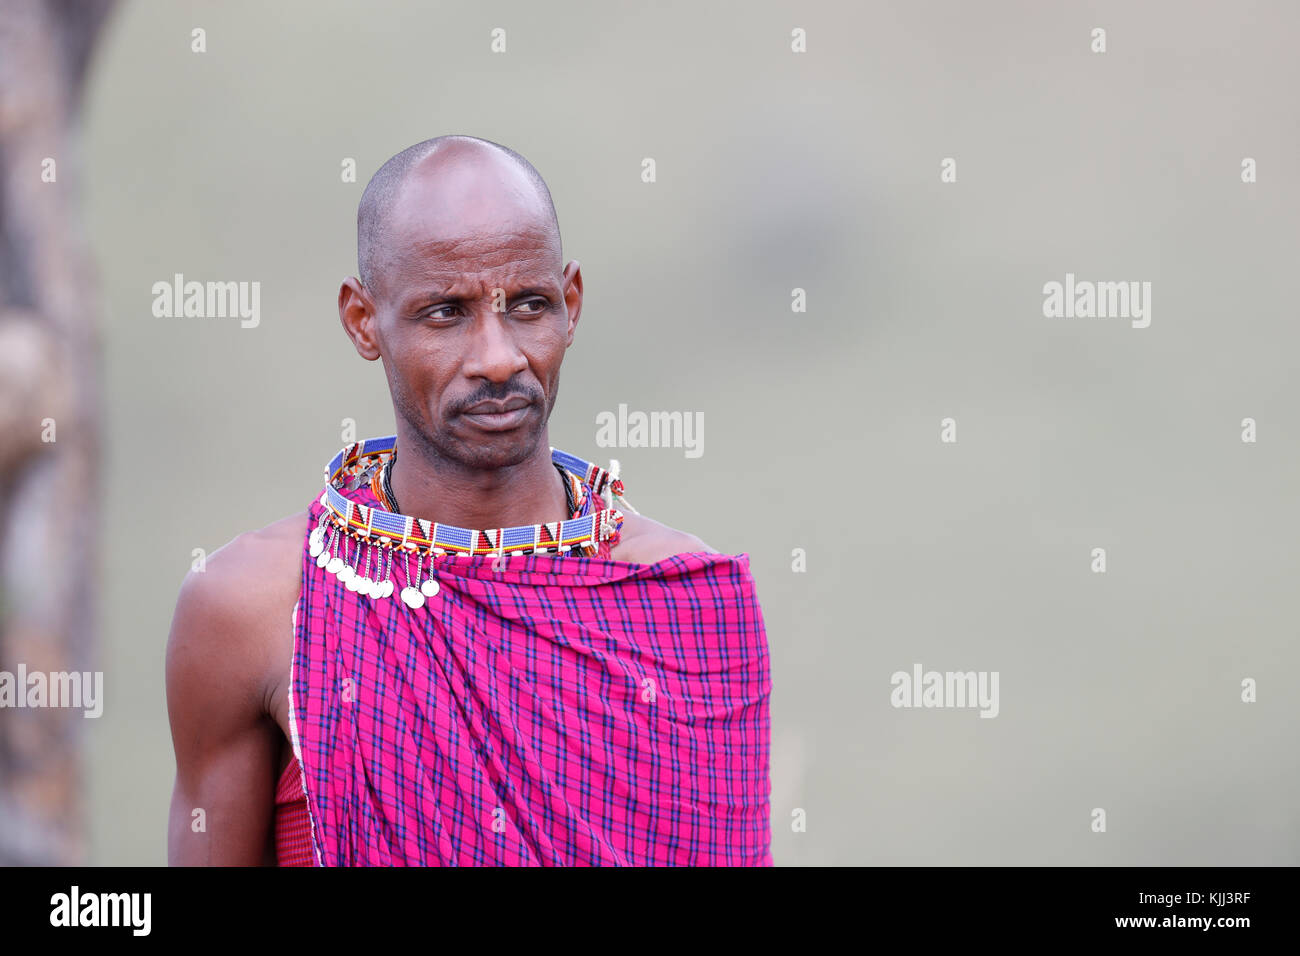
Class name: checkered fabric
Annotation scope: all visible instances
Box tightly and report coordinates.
[288,460,773,866]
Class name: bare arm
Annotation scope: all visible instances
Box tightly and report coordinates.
[165,547,280,865]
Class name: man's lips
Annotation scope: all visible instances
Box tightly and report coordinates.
[462,396,531,415]
[460,397,534,431]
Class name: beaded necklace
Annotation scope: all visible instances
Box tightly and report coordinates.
[308,436,636,608]
[377,451,578,519]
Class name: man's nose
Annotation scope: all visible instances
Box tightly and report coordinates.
[462,306,528,382]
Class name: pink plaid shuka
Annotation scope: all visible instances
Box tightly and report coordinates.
[288,461,773,866]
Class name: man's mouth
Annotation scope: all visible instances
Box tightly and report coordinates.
[460,396,534,431]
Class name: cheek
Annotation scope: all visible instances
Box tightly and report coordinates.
[388,341,449,409]
[530,325,569,376]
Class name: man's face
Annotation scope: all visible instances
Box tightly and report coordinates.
[344,165,581,471]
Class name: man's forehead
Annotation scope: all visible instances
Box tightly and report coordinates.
[370,149,560,296]
[385,228,560,287]
[384,194,557,270]
[393,222,555,259]
[389,151,550,240]
[383,212,559,288]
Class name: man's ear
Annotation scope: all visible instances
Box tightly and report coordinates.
[561,260,583,347]
[339,277,381,360]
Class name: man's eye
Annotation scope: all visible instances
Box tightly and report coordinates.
[515,299,547,315]
[427,307,458,320]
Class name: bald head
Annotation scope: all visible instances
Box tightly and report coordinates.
[356,135,561,297]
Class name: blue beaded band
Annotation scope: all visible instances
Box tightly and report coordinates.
[316,435,624,557]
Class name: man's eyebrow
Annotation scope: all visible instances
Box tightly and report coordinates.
[402,282,560,309]
[509,285,560,300]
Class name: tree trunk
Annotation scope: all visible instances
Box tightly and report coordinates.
[0,0,116,865]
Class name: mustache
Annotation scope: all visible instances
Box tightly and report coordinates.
[452,382,544,414]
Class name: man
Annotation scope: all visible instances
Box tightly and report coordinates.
[165,135,772,865]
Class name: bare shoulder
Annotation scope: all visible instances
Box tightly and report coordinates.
[610,512,717,564]
[165,511,309,865]
[166,511,309,710]
[174,511,308,627]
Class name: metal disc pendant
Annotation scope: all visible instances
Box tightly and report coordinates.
[400,586,425,609]
[308,527,325,557]
[369,578,385,599]
[337,565,355,583]
[381,580,394,598]
[316,550,330,569]
[326,557,344,574]
[420,578,440,597]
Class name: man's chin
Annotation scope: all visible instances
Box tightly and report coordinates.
[444,418,544,470]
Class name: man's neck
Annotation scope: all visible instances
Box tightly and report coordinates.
[386,431,572,531]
